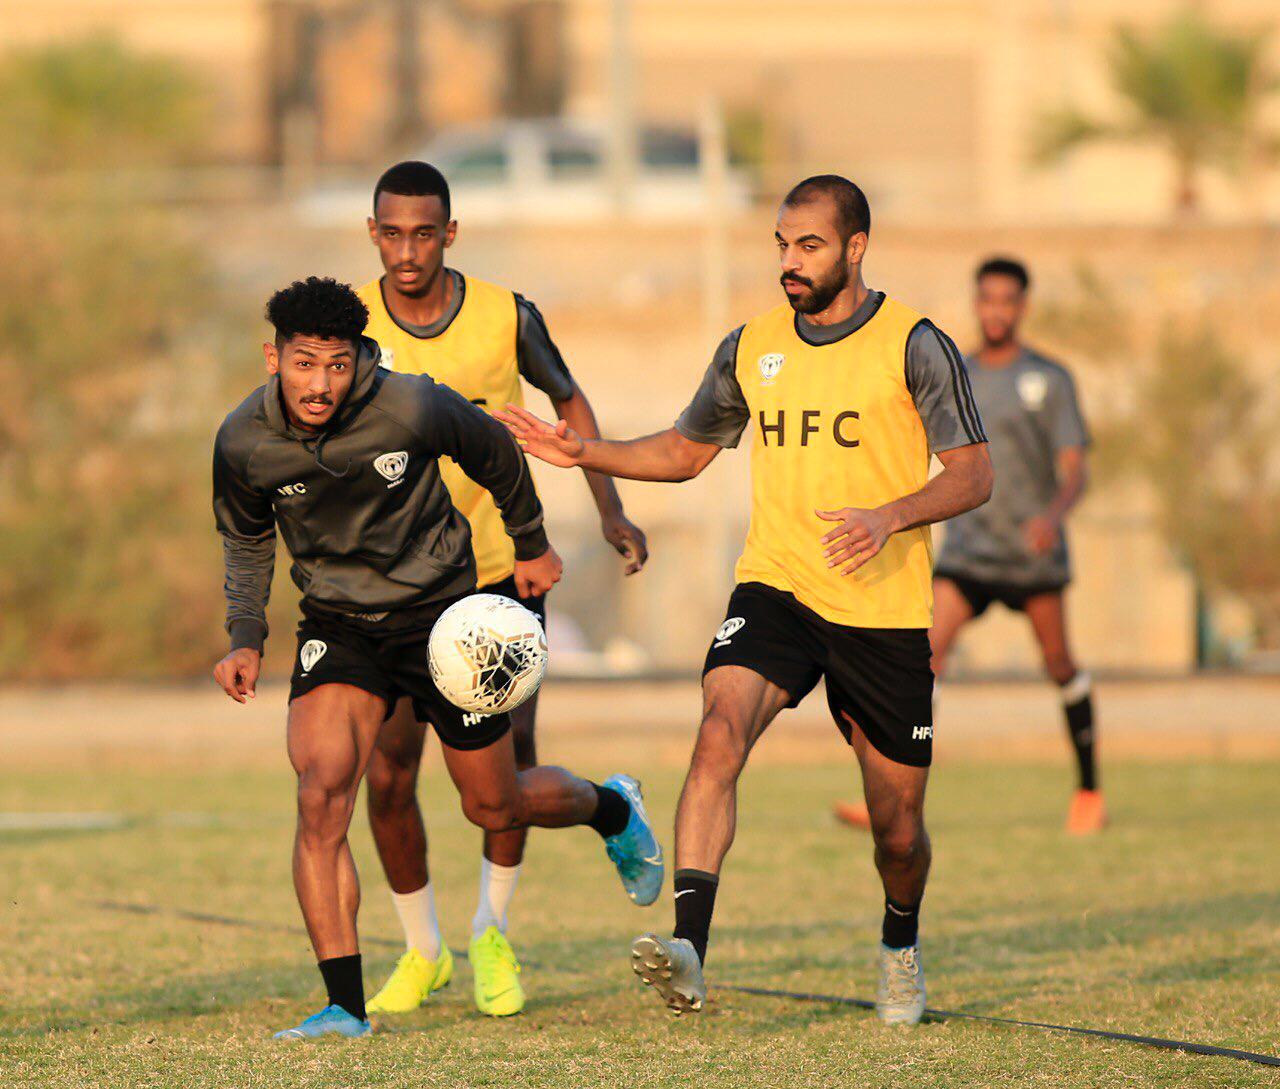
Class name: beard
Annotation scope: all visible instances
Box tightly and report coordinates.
[781,261,849,315]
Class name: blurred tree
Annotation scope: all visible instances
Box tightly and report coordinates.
[1033,9,1280,215]
[0,35,205,172]
[1104,322,1280,650]
[0,39,248,680]
[1030,268,1280,654]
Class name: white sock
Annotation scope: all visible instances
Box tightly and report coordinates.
[472,859,521,937]
[390,883,442,959]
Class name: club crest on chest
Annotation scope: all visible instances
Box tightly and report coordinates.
[758,353,785,383]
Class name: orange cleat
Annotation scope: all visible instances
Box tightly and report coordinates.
[1066,788,1107,835]
[833,800,872,831]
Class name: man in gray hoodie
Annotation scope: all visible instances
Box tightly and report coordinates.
[211,277,663,1040]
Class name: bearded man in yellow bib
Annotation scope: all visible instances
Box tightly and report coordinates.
[500,175,993,1024]
[358,162,650,1019]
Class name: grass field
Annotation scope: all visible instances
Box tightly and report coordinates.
[2,681,1278,1087]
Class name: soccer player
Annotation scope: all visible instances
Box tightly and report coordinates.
[355,161,650,1018]
[834,256,1101,835]
[211,277,662,1040]
[500,176,993,1022]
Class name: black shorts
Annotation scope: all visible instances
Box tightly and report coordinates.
[288,595,511,751]
[935,571,1065,619]
[482,573,548,623]
[703,582,934,768]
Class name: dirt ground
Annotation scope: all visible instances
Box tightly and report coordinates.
[1,675,1275,771]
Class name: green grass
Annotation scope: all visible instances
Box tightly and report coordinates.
[1,756,1277,1087]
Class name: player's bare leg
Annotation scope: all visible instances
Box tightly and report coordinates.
[632,666,790,1014]
[1024,591,1104,833]
[439,729,662,898]
[674,666,791,874]
[835,578,971,831]
[366,699,430,895]
[847,716,931,1024]
[468,696,537,1017]
[364,698,453,1014]
[282,682,385,1034]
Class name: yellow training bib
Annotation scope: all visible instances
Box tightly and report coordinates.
[358,275,524,588]
[734,296,934,628]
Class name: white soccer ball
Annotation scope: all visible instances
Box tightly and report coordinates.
[428,593,548,715]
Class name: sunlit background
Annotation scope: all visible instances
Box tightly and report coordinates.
[2,0,1279,682]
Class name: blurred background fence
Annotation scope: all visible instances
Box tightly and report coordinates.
[1,1,1278,681]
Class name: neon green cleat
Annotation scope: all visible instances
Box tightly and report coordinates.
[469,926,525,1017]
[366,945,453,1015]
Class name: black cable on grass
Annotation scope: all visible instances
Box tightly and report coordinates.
[720,984,1280,1069]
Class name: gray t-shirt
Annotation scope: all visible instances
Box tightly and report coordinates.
[936,347,1089,587]
[381,269,575,402]
[675,290,987,454]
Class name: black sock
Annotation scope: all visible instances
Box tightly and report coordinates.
[318,954,365,1021]
[672,868,718,965]
[882,897,921,949]
[586,783,630,839]
[1061,674,1097,791]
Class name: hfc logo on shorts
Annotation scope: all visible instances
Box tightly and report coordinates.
[912,725,933,740]
[299,640,327,675]
[714,617,745,648]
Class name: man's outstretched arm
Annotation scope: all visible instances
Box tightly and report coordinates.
[497,405,722,482]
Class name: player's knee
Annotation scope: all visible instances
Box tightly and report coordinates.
[296,778,355,841]
[364,754,417,815]
[689,709,750,784]
[460,792,520,833]
[874,821,926,868]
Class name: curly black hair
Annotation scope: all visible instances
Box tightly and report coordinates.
[265,276,369,346]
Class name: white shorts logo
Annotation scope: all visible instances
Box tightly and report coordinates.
[758,353,784,382]
[299,639,327,675]
[374,451,409,487]
[1017,371,1049,410]
[714,617,745,647]
[912,725,933,741]
[462,711,486,728]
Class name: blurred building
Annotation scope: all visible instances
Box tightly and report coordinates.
[7,0,1280,222]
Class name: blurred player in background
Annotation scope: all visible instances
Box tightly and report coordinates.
[502,176,993,1024]
[357,162,650,1018]
[212,277,662,1040]
[835,256,1102,835]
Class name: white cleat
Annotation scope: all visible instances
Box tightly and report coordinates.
[631,934,706,1016]
[876,943,926,1025]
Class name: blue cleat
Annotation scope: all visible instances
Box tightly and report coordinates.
[272,1004,372,1041]
[601,773,664,906]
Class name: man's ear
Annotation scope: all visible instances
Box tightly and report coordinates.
[264,341,280,375]
[847,232,869,268]
[444,219,458,249]
[367,215,378,244]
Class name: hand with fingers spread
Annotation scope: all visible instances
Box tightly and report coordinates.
[497,404,585,467]
[818,506,897,576]
[213,648,261,704]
